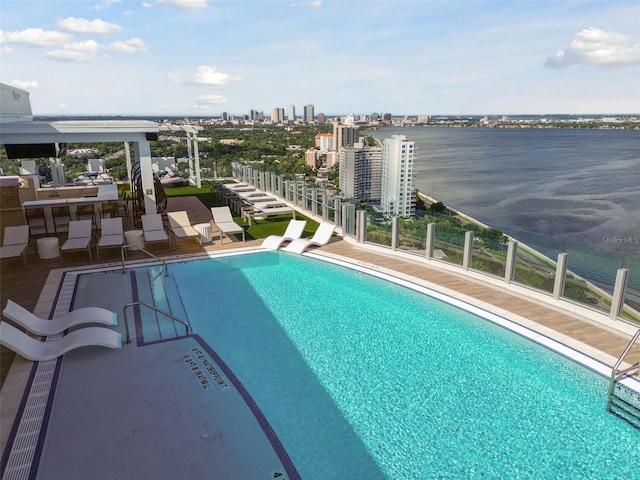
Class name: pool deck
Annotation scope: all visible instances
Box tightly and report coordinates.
[2,196,639,477]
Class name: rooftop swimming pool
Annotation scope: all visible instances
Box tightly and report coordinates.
[162,251,640,479]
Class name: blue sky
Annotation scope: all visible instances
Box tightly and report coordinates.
[1,0,639,116]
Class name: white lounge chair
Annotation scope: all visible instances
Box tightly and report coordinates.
[167,211,200,244]
[96,217,124,259]
[261,219,307,250]
[283,222,335,254]
[0,225,30,265]
[211,206,245,243]
[3,299,118,336]
[0,321,121,362]
[61,220,93,260]
[141,214,171,248]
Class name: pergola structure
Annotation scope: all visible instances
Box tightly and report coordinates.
[0,83,161,216]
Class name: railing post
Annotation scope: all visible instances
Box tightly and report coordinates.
[285,180,291,201]
[311,188,318,215]
[505,240,518,284]
[333,198,341,225]
[553,253,568,299]
[462,231,474,270]
[425,222,435,260]
[342,204,356,236]
[610,268,629,320]
[321,192,328,219]
[391,216,400,251]
[357,210,367,243]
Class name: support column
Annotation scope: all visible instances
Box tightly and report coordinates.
[134,140,156,215]
[462,231,474,270]
[124,141,133,189]
[610,268,629,320]
[342,204,355,236]
[425,223,435,260]
[553,253,568,299]
[505,241,518,284]
[321,192,328,219]
[333,198,341,225]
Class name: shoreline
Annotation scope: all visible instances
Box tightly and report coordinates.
[415,191,640,320]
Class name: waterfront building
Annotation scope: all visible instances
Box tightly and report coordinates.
[339,141,383,202]
[333,123,359,150]
[304,104,314,123]
[381,134,415,218]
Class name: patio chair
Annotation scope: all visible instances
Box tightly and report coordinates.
[141,214,171,248]
[210,206,245,243]
[61,220,93,260]
[3,299,117,336]
[25,207,48,236]
[96,217,124,259]
[0,225,30,265]
[52,205,71,234]
[282,222,335,254]
[167,211,200,244]
[0,321,121,362]
[261,219,307,250]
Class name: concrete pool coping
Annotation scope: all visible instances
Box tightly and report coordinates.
[2,244,639,478]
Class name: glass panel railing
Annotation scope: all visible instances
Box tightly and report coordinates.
[433,228,465,266]
[366,223,392,248]
[398,222,426,255]
[469,240,507,279]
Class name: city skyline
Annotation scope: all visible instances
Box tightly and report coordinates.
[1,0,640,116]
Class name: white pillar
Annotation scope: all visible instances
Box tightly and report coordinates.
[391,216,400,251]
[356,209,367,243]
[610,268,629,321]
[505,241,518,284]
[425,223,435,260]
[553,253,568,299]
[124,142,133,189]
[463,231,474,270]
[134,140,156,215]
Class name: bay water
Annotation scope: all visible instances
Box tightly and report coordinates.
[369,126,640,294]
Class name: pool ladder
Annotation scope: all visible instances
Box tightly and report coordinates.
[606,328,640,429]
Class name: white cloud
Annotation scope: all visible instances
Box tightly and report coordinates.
[92,0,122,10]
[157,0,208,10]
[106,38,148,54]
[1,46,15,55]
[0,28,72,46]
[46,40,101,62]
[7,80,39,90]
[290,1,321,7]
[196,94,227,105]
[56,17,122,35]
[545,27,640,69]
[57,103,69,109]
[191,66,241,87]
[167,71,183,83]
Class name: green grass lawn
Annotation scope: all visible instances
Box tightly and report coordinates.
[164,185,319,240]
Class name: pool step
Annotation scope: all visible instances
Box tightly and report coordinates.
[608,386,640,430]
[133,267,189,344]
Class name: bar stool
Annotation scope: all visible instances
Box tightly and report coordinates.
[77,204,97,230]
[51,205,71,234]
[101,202,118,218]
[25,207,48,236]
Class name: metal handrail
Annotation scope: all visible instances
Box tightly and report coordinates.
[121,244,169,276]
[606,328,640,411]
[122,301,191,344]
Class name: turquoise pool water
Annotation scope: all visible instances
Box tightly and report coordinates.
[170,252,640,479]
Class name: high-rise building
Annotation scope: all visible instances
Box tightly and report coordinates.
[333,123,359,149]
[315,133,334,151]
[339,142,383,202]
[272,107,285,123]
[381,135,415,217]
[317,113,327,124]
[304,104,314,123]
[287,104,296,123]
